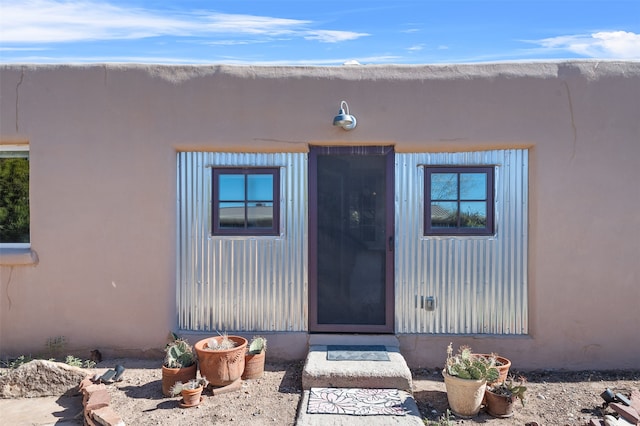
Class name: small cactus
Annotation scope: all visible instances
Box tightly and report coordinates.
[445,343,499,382]
[164,337,196,368]
[248,336,267,355]
[169,377,208,396]
[205,333,237,351]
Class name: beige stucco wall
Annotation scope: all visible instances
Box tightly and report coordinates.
[1,62,639,369]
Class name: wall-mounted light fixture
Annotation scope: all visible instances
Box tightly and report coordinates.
[332,100,357,130]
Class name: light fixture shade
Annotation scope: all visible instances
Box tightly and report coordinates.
[333,101,357,130]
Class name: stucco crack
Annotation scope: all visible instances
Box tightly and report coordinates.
[4,266,14,311]
[15,67,25,133]
[563,80,578,161]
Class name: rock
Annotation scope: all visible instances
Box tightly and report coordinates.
[0,359,88,398]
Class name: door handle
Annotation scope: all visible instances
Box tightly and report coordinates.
[388,235,394,252]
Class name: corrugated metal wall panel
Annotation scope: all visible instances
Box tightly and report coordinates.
[395,149,529,334]
[177,152,307,332]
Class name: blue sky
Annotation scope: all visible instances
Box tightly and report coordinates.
[1,0,639,65]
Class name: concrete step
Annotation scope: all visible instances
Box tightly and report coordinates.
[301,342,413,392]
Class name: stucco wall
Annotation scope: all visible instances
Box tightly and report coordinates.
[1,62,639,369]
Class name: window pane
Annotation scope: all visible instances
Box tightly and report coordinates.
[0,157,30,243]
[219,175,245,201]
[431,173,457,200]
[460,173,487,200]
[460,202,487,228]
[218,202,245,228]
[247,202,273,228]
[431,201,458,228]
[247,174,273,201]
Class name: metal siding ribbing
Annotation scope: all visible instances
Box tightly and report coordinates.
[177,152,307,332]
[395,149,529,335]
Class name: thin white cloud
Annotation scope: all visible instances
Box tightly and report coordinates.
[304,30,369,43]
[535,31,640,59]
[0,0,366,44]
[0,1,193,42]
[407,44,425,52]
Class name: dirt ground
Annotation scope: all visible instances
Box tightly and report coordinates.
[2,359,639,425]
[100,360,639,425]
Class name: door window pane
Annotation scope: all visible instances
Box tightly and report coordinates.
[316,153,387,326]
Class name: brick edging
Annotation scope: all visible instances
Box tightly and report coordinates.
[79,376,125,426]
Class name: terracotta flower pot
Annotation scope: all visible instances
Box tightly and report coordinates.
[242,350,265,380]
[476,354,511,384]
[442,370,487,418]
[161,363,197,397]
[195,336,247,386]
[180,386,203,407]
[485,388,515,418]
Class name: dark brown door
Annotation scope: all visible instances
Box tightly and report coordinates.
[309,146,394,333]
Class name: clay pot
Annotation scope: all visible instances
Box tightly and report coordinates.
[443,370,487,418]
[485,388,515,418]
[161,363,197,397]
[180,385,203,407]
[195,336,247,386]
[242,350,266,380]
[476,354,511,384]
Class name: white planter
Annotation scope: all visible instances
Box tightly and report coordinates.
[442,370,487,418]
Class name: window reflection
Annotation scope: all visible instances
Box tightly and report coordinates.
[425,167,493,235]
[213,169,278,235]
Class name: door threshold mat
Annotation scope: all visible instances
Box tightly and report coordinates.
[326,345,389,361]
[307,387,408,416]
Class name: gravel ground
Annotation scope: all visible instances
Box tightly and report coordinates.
[2,359,638,425]
[103,359,639,425]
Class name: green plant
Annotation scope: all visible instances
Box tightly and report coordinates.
[487,375,527,407]
[63,355,96,369]
[248,336,267,355]
[2,355,33,369]
[64,355,83,367]
[424,409,454,425]
[164,337,196,368]
[169,377,208,396]
[445,343,499,382]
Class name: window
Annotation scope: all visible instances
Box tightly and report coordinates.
[0,145,30,247]
[212,168,280,236]
[425,166,494,236]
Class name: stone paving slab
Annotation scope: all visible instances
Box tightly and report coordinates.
[0,395,83,425]
[296,389,424,426]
